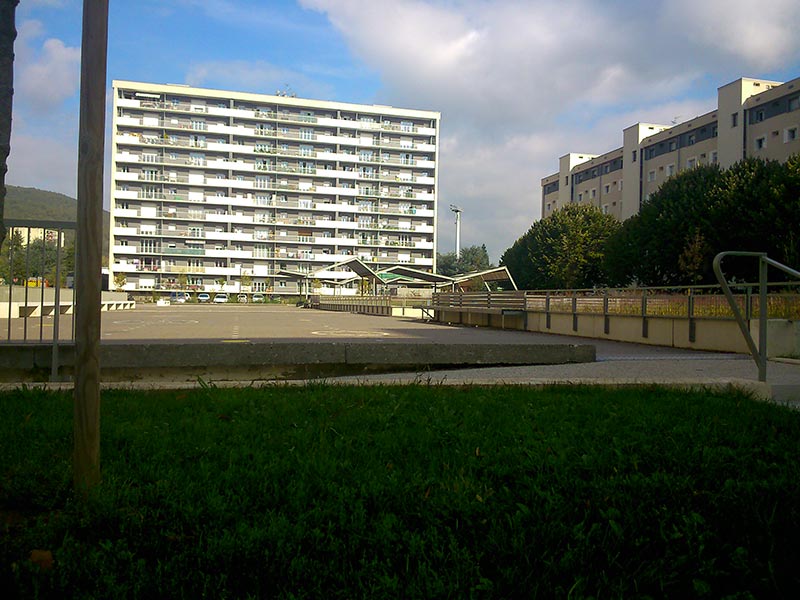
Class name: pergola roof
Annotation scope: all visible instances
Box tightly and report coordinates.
[378,265,454,284]
[451,266,518,290]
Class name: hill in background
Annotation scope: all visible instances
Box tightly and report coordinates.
[3,185,110,255]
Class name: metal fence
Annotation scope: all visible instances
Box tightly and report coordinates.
[432,283,800,321]
[1,220,77,379]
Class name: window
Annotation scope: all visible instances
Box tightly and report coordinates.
[686,157,696,169]
[590,188,596,199]
[755,109,765,123]
[785,127,798,143]
[647,170,656,182]
[731,113,739,127]
[632,150,637,162]
[300,128,314,140]
[687,134,696,145]
[604,184,610,194]
[711,151,718,164]
[789,97,800,111]
[667,164,675,176]
[602,204,609,215]
[669,141,676,151]
[755,136,766,151]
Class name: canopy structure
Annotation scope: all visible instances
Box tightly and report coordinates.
[451,266,518,291]
[280,260,517,295]
[377,265,455,287]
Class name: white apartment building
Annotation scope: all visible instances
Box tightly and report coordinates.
[541,75,800,221]
[109,81,440,296]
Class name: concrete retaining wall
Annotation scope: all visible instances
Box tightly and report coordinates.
[0,341,596,383]
[435,309,799,357]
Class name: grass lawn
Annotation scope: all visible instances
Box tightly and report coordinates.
[2,384,800,599]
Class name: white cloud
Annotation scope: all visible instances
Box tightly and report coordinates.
[14,19,81,114]
[7,132,78,198]
[185,60,333,99]
[660,0,800,69]
[299,0,800,261]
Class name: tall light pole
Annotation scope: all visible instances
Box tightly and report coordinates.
[449,204,462,259]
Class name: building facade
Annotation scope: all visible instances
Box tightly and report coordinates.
[110,81,440,296]
[541,76,800,221]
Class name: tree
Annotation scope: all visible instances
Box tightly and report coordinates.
[0,228,24,283]
[501,204,619,289]
[437,244,492,276]
[0,0,19,250]
[113,273,126,291]
[604,158,800,286]
[604,164,722,286]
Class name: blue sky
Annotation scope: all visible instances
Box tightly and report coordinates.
[8,0,800,262]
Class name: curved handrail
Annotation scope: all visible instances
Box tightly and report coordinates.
[713,252,800,382]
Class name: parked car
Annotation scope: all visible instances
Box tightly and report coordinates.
[251,293,265,303]
[237,293,248,303]
[197,293,211,303]
[170,292,190,303]
[213,293,229,304]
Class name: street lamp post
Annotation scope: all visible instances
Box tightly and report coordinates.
[449,204,462,259]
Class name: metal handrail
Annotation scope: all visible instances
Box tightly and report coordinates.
[713,252,800,382]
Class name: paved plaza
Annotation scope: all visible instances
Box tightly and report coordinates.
[2,303,800,400]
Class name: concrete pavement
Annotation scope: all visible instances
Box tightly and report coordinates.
[1,303,799,403]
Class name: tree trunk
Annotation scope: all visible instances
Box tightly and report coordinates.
[0,0,19,249]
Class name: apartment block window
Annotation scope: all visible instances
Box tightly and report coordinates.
[754,110,765,123]
[711,151,718,164]
[400,121,413,133]
[647,170,656,182]
[631,150,637,162]
[687,134,696,145]
[577,192,583,202]
[669,141,676,151]
[604,184,610,194]
[602,204,609,215]
[731,113,738,127]
[785,127,798,143]
[300,128,314,140]
[300,145,314,157]
[686,157,696,169]
[755,136,766,151]
[789,97,800,111]
[590,188,596,199]
[667,164,675,177]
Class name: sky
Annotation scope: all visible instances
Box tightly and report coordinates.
[7,0,800,262]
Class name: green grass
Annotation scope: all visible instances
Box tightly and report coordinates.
[2,384,800,599]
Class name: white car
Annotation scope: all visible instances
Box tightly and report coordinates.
[197,293,211,303]
[252,293,265,303]
[213,293,229,304]
[237,293,248,303]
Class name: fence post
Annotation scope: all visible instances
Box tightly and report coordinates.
[758,258,767,381]
[545,291,551,329]
[603,289,610,335]
[688,288,696,343]
[572,291,578,332]
[641,292,648,338]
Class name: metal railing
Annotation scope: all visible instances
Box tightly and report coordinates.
[714,252,800,382]
[1,220,77,380]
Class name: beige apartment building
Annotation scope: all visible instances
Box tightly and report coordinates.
[109,81,440,296]
[541,75,800,221]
